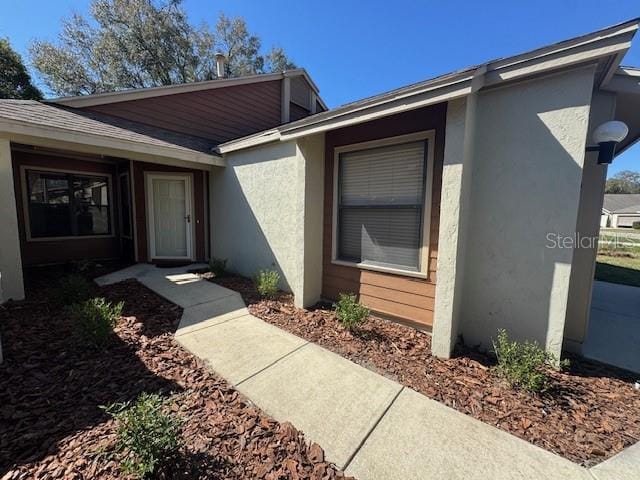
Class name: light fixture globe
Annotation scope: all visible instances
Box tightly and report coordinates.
[593,120,629,144]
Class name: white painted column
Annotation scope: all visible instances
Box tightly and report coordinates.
[432,68,485,358]
[297,134,325,307]
[0,138,25,302]
[431,96,476,358]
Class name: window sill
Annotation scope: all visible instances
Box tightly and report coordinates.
[331,259,428,279]
[26,234,115,242]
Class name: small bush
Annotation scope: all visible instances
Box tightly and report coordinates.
[633,221,640,230]
[334,293,369,331]
[492,329,567,393]
[57,274,93,306]
[102,393,182,479]
[209,257,227,277]
[256,270,280,298]
[68,297,123,348]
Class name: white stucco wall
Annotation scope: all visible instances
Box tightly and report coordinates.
[564,91,616,351]
[0,138,25,303]
[431,97,470,357]
[212,136,324,307]
[299,135,325,306]
[456,66,596,358]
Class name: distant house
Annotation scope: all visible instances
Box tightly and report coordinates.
[601,194,640,227]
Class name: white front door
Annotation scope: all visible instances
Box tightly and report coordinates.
[147,174,193,260]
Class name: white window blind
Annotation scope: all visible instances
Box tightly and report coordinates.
[337,140,427,271]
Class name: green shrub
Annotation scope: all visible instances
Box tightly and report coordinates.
[492,329,567,393]
[334,293,369,331]
[633,221,640,230]
[209,257,227,277]
[68,297,123,348]
[256,269,280,298]
[102,393,182,479]
[57,273,93,306]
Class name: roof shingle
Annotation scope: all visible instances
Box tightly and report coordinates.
[0,100,217,155]
[603,194,640,213]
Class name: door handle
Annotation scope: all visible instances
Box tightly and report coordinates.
[185,214,191,223]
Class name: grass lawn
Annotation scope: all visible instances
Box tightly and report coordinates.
[595,243,640,287]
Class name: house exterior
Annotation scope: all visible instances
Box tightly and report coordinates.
[601,194,640,227]
[2,19,640,361]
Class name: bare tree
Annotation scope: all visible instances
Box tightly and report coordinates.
[30,0,295,96]
[605,170,640,194]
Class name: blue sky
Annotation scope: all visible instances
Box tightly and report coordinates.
[1,0,639,176]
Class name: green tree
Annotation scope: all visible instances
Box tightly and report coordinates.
[0,38,42,100]
[30,0,295,96]
[605,170,640,194]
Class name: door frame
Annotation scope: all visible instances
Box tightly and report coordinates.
[145,172,194,261]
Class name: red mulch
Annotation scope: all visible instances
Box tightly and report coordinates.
[0,271,352,479]
[209,274,640,467]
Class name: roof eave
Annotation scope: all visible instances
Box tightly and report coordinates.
[49,68,325,109]
[207,18,640,155]
[0,118,224,168]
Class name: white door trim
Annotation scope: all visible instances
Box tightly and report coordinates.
[146,172,194,261]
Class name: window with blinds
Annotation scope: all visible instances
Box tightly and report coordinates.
[337,140,427,271]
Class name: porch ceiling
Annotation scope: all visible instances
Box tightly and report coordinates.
[0,100,225,168]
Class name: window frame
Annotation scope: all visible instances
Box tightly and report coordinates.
[331,130,435,278]
[118,171,133,240]
[20,165,116,242]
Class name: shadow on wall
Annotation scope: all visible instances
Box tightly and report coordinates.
[210,142,300,294]
[459,67,593,355]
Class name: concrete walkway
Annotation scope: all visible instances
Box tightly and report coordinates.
[96,265,639,480]
[584,281,640,374]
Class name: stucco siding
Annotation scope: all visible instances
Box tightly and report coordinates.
[431,97,469,356]
[564,91,616,350]
[213,138,325,307]
[459,66,596,357]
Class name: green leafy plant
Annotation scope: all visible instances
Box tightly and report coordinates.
[334,293,369,331]
[256,269,280,298]
[56,273,93,306]
[102,393,182,479]
[633,221,640,230]
[68,297,123,348]
[209,257,227,277]
[492,329,568,393]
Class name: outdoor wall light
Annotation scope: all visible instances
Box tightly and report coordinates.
[586,120,629,165]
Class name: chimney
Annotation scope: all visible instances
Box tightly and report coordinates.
[215,52,226,78]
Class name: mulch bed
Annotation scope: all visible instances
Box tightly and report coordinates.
[208,273,640,467]
[0,271,352,479]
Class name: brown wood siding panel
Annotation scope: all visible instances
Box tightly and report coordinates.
[132,161,206,263]
[322,103,447,328]
[11,150,121,266]
[87,80,283,143]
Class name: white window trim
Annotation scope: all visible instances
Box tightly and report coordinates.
[145,172,195,261]
[331,130,435,279]
[20,165,116,242]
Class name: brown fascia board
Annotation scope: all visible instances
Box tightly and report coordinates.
[50,68,326,109]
